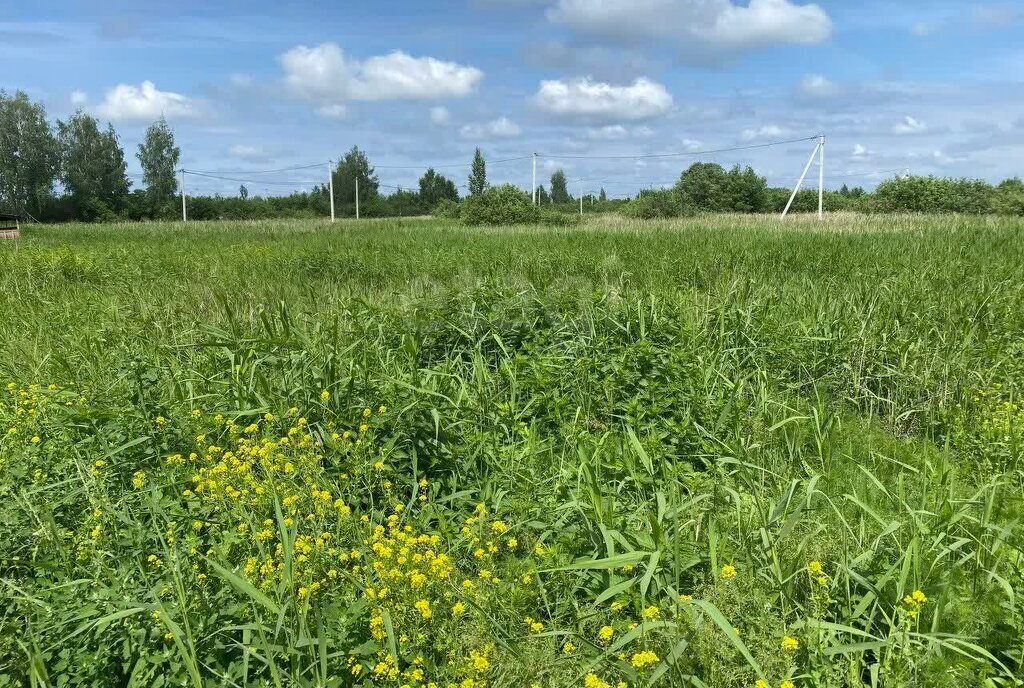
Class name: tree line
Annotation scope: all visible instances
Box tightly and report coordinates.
[1,90,183,222]
[4,89,1023,223]
[0,90,469,222]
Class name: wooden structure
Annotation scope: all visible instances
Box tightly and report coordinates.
[0,214,20,239]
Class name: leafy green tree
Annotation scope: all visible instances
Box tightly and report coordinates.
[723,165,768,213]
[676,162,728,212]
[535,185,550,205]
[997,177,1024,194]
[57,111,131,220]
[468,148,487,197]
[991,178,1024,215]
[332,146,379,209]
[550,169,571,204]
[599,188,607,202]
[136,116,180,215]
[239,185,249,200]
[0,90,59,217]
[419,168,459,207]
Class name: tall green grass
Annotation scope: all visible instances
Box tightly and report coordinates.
[1,215,1022,687]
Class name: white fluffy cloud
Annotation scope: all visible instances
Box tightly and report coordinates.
[798,74,839,99]
[852,143,873,158]
[430,106,451,125]
[534,77,673,122]
[547,0,831,55]
[460,117,521,140]
[280,43,483,116]
[316,104,348,119]
[587,125,629,140]
[70,90,88,107]
[893,116,927,134]
[94,81,199,122]
[741,124,786,141]
[585,124,655,140]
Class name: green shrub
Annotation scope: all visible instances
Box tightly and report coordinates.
[539,208,582,227]
[623,189,684,219]
[993,179,1024,216]
[874,176,993,214]
[766,188,871,214]
[432,198,461,219]
[461,184,540,225]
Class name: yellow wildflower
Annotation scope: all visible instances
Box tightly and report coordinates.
[415,599,432,619]
[469,650,489,673]
[630,650,659,669]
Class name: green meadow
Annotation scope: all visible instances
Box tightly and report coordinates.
[1,215,1023,688]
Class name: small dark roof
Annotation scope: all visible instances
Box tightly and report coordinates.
[0,214,20,221]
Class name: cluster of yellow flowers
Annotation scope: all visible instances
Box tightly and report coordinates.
[2,382,86,453]
[903,589,928,618]
[583,674,629,688]
[6,389,682,687]
[969,384,1023,443]
[629,650,660,670]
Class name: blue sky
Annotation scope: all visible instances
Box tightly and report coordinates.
[3,0,1023,197]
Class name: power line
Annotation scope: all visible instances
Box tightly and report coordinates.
[540,135,821,161]
[183,161,329,176]
[182,170,323,186]
[374,155,532,170]
[571,165,905,191]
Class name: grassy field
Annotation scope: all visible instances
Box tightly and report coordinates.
[1,215,1023,688]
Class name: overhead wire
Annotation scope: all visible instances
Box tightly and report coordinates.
[539,135,821,161]
[182,170,323,186]
[183,161,330,176]
[373,155,533,170]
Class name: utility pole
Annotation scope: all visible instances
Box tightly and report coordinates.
[579,180,583,216]
[355,178,360,220]
[328,160,335,222]
[532,153,537,206]
[782,138,823,219]
[818,135,825,220]
[180,170,187,223]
